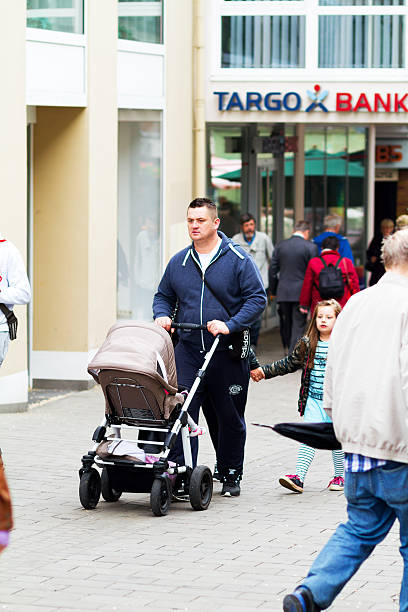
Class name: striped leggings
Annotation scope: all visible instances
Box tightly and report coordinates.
[296,444,344,482]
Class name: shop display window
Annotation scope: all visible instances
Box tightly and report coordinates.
[117,117,162,321]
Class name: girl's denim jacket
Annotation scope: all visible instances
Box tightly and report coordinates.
[249,336,311,416]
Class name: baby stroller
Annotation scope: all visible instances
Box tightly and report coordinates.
[79,321,218,516]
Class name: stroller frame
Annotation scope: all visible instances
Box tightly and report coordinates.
[79,323,219,516]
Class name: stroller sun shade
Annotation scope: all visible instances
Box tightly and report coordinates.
[88,321,178,394]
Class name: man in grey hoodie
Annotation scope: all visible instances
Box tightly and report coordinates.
[283,229,408,611]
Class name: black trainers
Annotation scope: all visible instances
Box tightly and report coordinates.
[221,470,241,497]
[279,474,304,493]
[213,462,221,482]
[283,586,321,611]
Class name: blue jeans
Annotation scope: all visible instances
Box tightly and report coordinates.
[302,462,408,610]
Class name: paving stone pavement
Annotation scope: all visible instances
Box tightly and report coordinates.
[0,330,401,611]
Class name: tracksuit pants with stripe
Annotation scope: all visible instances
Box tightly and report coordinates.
[169,341,250,477]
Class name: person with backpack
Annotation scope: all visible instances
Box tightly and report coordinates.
[299,236,359,315]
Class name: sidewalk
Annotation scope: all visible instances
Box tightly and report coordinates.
[0,330,401,611]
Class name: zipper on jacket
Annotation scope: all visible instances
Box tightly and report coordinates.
[191,248,223,351]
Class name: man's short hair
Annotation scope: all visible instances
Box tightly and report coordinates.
[322,235,340,251]
[240,212,256,225]
[294,220,310,233]
[324,214,342,230]
[380,218,394,231]
[382,228,408,268]
[188,197,218,220]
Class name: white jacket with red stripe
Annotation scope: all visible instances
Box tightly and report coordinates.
[0,235,31,332]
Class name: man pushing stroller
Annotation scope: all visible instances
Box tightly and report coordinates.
[153,198,266,497]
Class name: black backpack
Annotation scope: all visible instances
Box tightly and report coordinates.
[318,256,345,300]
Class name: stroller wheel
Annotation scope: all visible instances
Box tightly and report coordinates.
[79,468,101,510]
[101,467,122,502]
[189,465,213,511]
[150,477,171,517]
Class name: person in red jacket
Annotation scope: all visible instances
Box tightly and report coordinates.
[299,235,360,314]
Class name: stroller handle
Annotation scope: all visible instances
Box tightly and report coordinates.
[171,322,208,331]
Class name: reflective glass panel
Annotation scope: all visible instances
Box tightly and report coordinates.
[118,0,163,43]
[27,0,83,34]
[319,15,404,67]
[207,127,243,238]
[320,0,404,4]
[222,15,305,68]
[117,117,162,321]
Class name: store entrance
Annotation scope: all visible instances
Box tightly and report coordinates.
[374,180,397,232]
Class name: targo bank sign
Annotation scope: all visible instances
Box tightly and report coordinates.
[213,85,408,113]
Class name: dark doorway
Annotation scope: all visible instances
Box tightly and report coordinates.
[374,181,397,233]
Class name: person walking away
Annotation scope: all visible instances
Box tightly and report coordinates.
[0,449,12,554]
[232,213,273,347]
[251,299,344,494]
[153,198,266,497]
[282,228,408,612]
[365,218,394,286]
[269,221,318,353]
[299,235,359,315]
[313,214,354,263]
[0,233,31,366]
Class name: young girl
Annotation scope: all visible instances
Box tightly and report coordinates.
[250,299,344,494]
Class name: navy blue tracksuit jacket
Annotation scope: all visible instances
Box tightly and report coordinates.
[153,232,267,475]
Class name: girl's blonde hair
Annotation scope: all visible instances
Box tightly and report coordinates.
[302,299,342,368]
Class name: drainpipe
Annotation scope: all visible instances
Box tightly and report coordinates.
[193,0,206,197]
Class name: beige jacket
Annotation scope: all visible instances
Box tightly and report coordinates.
[324,272,408,462]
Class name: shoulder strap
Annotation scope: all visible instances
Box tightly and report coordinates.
[334,256,343,270]
[318,256,328,268]
[0,304,12,318]
[190,254,232,317]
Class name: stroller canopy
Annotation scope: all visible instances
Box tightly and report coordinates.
[88,321,178,394]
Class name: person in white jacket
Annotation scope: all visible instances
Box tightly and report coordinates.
[0,235,31,366]
[282,228,408,612]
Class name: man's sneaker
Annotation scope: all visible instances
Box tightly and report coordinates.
[328,476,344,491]
[221,469,241,497]
[213,462,221,482]
[283,586,321,611]
[279,474,304,493]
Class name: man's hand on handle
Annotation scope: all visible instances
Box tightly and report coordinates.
[155,316,172,331]
[207,320,230,337]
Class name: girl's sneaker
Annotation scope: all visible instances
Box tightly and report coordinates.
[328,476,344,491]
[279,474,304,493]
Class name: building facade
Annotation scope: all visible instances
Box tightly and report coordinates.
[205,0,408,279]
[0,0,194,412]
[2,0,407,411]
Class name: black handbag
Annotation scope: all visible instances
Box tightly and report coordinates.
[191,258,251,360]
[0,304,17,341]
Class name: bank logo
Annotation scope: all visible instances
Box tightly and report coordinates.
[305,85,329,113]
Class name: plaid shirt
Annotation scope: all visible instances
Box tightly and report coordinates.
[344,453,386,473]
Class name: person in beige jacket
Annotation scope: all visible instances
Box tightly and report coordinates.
[282,228,408,612]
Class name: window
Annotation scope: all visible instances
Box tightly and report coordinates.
[319,14,405,67]
[117,115,162,321]
[304,126,367,266]
[222,15,305,67]
[320,0,404,5]
[118,0,163,44]
[26,0,83,34]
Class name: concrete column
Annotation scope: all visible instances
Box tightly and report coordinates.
[366,125,376,246]
[192,0,206,199]
[32,1,118,389]
[164,0,194,260]
[0,2,29,411]
[294,124,305,222]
